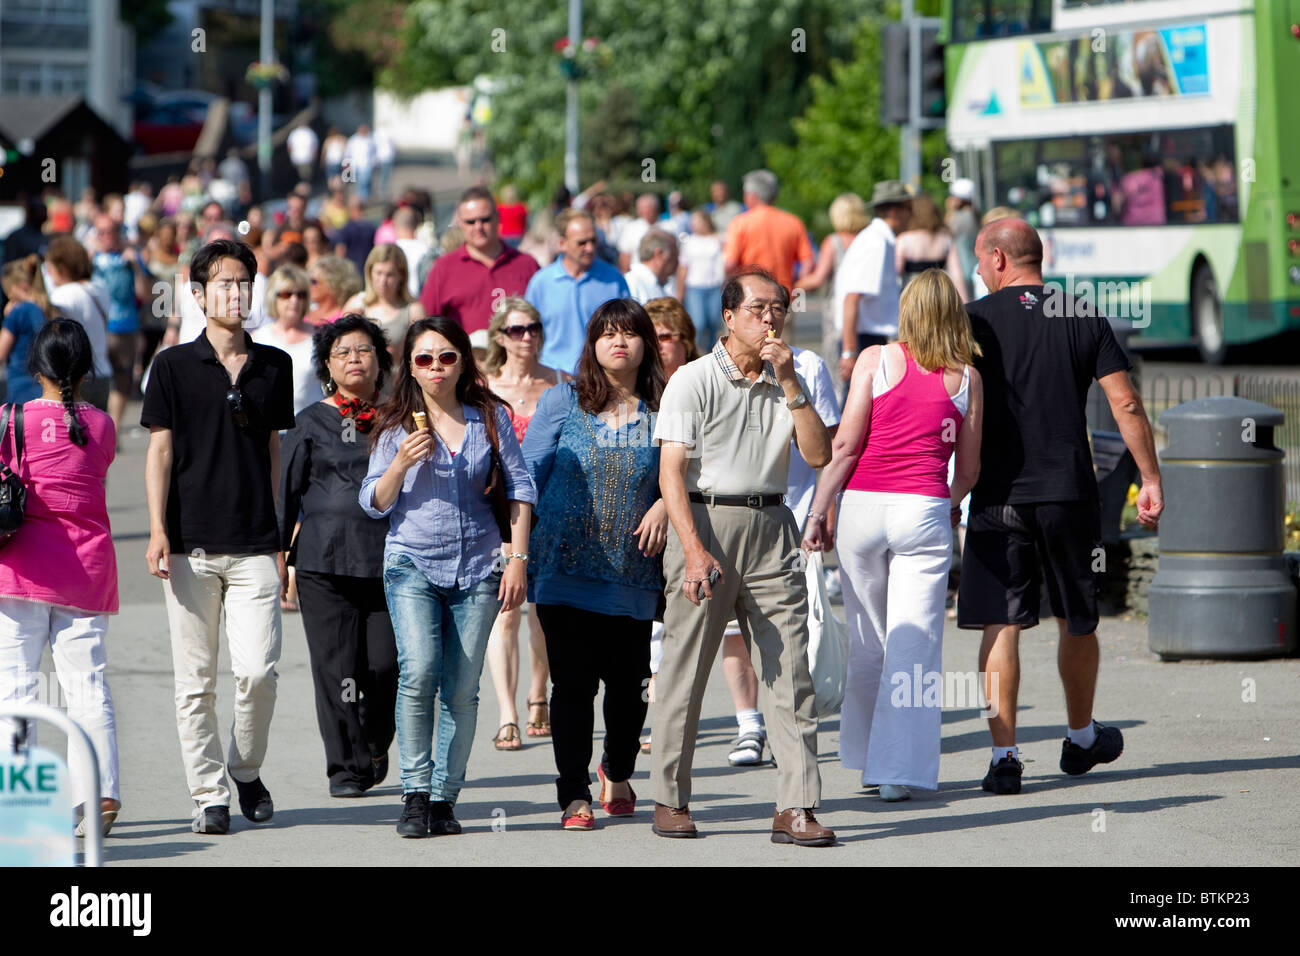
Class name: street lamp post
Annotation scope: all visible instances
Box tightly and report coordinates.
[259,0,275,199]
[564,0,581,195]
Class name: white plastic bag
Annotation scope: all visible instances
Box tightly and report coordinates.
[805,549,848,716]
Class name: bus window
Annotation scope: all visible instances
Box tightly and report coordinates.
[992,126,1237,227]
[952,0,1052,42]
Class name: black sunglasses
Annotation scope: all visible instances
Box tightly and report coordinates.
[502,322,543,340]
[225,388,249,429]
[460,216,494,226]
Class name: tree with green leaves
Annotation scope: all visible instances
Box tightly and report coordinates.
[373,0,861,206]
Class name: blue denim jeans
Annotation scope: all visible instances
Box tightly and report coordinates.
[382,551,501,802]
[685,284,723,354]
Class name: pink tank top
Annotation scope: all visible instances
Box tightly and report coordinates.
[845,343,963,498]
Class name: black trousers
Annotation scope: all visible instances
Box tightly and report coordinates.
[296,571,399,787]
[534,604,651,809]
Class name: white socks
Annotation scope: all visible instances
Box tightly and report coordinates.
[1068,722,1097,750]
[736,709,763,737]
[992,745,1019,764]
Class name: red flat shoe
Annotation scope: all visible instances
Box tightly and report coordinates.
[597,764,636,817]
[561,806,595,830]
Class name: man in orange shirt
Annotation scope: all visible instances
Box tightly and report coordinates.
[723,170,814,292]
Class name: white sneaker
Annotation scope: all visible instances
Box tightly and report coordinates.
[879,785,911,802]
[728,730,766,766]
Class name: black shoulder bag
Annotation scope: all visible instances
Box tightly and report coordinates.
[0,403,27,547]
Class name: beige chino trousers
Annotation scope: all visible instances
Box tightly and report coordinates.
[653,502,821,812]
[161,552,282,809]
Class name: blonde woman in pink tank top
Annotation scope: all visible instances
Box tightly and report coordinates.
[803,270,984,801]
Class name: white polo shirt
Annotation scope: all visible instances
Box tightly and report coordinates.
[624,261,669,304]
[653,338,811,496]
[833,217,901,336]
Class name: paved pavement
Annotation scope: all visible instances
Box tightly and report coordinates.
[9,398,1279,866]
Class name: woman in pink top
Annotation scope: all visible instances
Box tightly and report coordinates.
[0,318,122,836]
[803,270,983,801]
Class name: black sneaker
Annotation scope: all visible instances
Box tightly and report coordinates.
[428,800,462,836]
[330,779,367,798]
[232,775,274,822]
[396,792,431,838]
[1060,721,1124,775]
[982,753,1024,794]
[192,805,231,834]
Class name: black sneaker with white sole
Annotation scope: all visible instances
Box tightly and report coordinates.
[982,753,1024,794]
[1060,721,1124,775]
[396,792,431,838]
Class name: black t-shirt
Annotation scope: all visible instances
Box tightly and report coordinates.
[279,401,388,578]
[141,330,296,554]
[966,284,1131,506]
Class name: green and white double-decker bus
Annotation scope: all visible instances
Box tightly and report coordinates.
[942,0,1300,362]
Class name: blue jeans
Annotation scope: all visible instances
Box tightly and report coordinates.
[685,284,723,354]
[382,552,501,802]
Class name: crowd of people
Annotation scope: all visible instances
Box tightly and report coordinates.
[0,158,1166,847]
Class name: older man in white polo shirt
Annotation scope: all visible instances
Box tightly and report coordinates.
[834,180,913,382]
[651,266,835,848]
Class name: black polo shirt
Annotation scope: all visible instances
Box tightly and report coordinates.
[141,329,296,554]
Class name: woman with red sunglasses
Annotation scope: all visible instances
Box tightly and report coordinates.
[481,296,568,752]
[360,317,535,839]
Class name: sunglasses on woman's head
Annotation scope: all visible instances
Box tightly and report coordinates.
[412,350,461,369]
[502,322,543,340]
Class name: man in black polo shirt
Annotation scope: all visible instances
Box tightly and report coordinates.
[142,238,296,834]
[959,218,1164,795]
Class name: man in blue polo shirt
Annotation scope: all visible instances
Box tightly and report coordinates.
[525,208,629,373]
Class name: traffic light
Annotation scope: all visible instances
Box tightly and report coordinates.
[919,23,945,119]
[881,20,944,125]
[881,23,909,125]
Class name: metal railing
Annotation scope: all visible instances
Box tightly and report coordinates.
[1106,370,1300,507]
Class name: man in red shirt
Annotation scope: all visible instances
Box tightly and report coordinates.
[420,187,539,333]
[723,170,813,293]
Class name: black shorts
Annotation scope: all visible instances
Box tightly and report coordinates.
[957,499,1101,636]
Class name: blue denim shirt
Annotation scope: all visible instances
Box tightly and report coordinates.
[522,383,662,619]
[359,403,537,589]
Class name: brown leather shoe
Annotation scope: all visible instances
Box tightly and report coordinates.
[771,808,835,847]
[652,802,698,838]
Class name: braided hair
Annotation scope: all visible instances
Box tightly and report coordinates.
[28,318,93,447]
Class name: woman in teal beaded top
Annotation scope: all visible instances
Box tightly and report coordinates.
[521,298,668,831]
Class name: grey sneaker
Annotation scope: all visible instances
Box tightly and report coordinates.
[728,730,766,766]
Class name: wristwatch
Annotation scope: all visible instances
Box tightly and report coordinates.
[786,391,809,410]
[841,349,855,359]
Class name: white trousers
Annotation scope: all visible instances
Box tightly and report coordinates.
[161,553,281,809]
[836,491,952,790]
[0,597,121,805]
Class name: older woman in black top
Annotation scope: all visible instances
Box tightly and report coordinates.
[280,314,398,797]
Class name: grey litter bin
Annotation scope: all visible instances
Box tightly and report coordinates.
[1148,397,1297,659]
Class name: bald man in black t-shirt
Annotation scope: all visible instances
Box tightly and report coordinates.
[959,218,1164,795]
